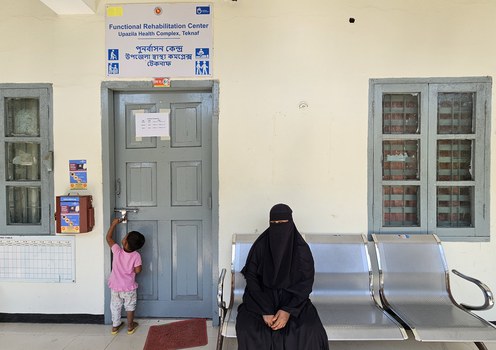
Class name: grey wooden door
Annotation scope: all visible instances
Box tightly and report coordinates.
[113,90,212,317]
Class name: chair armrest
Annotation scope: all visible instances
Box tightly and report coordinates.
[452,269,494,311]
[216,268,227,350]
[217,268,227,312]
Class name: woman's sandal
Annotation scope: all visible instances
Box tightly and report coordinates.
[127,321,139,335]
[111,322,124,335]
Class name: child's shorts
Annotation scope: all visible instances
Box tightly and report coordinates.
[111,289,137,312]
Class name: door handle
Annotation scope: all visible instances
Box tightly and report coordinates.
[113,208,139,223]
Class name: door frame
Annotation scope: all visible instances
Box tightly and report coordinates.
[101,80,219,325]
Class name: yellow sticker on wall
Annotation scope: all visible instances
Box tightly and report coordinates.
[107,6,123,17]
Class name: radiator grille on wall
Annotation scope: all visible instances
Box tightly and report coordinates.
[0,236,75,283]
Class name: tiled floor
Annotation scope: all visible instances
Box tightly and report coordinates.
[2,320,496,350]
[0,319,218,350]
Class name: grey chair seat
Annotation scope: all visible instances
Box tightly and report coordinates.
[307,233,406,341]
[221,304,238,338]
[314,302,407,340]
[373,233,496,343]
[386,302,496,342]
[219,234,257,341]
[223,301,406,341]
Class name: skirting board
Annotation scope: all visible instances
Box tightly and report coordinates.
[0,313,104,324]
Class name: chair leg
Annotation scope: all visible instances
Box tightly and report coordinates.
[475,342,488,350]
[215,328,224,350]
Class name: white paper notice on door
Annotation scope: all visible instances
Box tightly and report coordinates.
[135,111,170,138]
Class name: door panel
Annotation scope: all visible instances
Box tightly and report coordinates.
[114,90,212,317]
[171,103,202,147]
[171,161,202,206]
[126,162,157,207]
[129,220,158,301]
[172,220,203,300]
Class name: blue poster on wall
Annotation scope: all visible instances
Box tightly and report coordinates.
[60,196,81,233]
[69,159,87,190]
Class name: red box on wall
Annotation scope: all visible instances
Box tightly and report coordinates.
[56,195,94,234]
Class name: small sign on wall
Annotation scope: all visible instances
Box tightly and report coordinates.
[153,77,171,87]
[69,159,87,190]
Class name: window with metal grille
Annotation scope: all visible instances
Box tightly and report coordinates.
[0,85,54,235]
[369,78,491,241]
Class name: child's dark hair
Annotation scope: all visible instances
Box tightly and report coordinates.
[127,231,145,252]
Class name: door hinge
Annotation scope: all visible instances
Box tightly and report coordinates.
[208,194,212,209]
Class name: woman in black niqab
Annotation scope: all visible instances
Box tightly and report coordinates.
[236,204,329,350]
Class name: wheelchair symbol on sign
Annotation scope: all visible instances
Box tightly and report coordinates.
[108,49,119,60]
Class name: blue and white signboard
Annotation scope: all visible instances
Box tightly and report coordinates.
[106,3,212,78]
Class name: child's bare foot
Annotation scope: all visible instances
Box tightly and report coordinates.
[127,321,139,335]
[111,322,124,335]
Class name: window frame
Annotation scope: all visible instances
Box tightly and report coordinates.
[368,77,491,241]
[0,84,54,235]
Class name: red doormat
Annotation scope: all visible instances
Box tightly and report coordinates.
[143,318,208,350]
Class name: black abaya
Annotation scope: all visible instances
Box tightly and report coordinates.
[236,204,329,350]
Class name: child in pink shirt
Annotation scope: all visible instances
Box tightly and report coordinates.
[106,218,145,335]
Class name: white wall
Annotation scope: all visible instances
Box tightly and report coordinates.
[0,0,106,315]
[0,0,495,320]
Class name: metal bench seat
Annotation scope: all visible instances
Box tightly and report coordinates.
[373,233,496,343]
[217,233,407,349]
[307,234,407,341]
[312,302,407,340]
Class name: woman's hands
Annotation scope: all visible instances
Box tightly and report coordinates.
[263,314,274,327]
[262,310,290,330]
